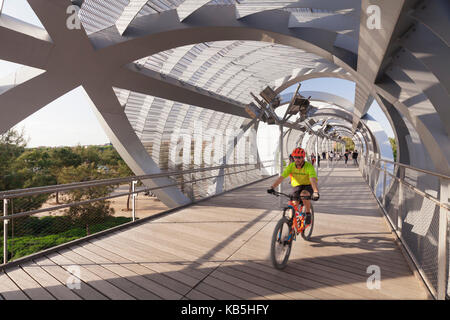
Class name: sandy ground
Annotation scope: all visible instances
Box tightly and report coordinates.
[35,185,169,219]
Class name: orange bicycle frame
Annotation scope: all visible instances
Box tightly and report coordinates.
[287,200,305,233]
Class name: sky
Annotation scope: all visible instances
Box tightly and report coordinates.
[283,78,395,138]
[1,0,394,148]
[1,0,111,147]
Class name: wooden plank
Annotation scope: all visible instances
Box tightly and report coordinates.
[210,269,290,299]
[140,262,203,288]
[291,249,426,294]
[285,259,392,299]
[33,256,108,300]
[115,263,183,299]
[46,251,134,300]
[129,224,233,260]
[79,244,195,299]
[20,261,82,300]
[147,220,273,261]
[184,288,215,300]
[233,237,423,299]
[85,238,190,298]
[140,217,272,253]
[194,282,241,300]
[0,164,429,300]
[242,261,343,300]
[82,241,134,264]
[117,227,229,262]
[202,272,269,300]
[0,271,29,300]
[5,266,54,300]
[247,229,413,274]
[72,243,188,300]
[60,248,161,300]
[222,262,318,300]
[101,231,194,262]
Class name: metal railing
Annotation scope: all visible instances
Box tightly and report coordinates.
[0,161,275,267]
[359,155,449,300]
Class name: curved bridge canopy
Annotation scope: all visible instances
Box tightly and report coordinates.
[0,0,448,207]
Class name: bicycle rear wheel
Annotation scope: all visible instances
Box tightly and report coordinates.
[270,217,293,269]
[301,205,314,241]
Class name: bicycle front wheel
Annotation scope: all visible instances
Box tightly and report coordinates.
[270,217,293,269]
[301,205,314,241]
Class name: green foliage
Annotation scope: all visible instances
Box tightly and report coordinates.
[7,215,73,237]
[1,216,132,261]
[50,147,82,168]
[1,129,133,236]
[99,145,123,166]
[57,163,115,234]
[116,159,134,177]
[389,138,397,162]
[12,148,57,189]
[0,129,28,193]
[343,137,355,151]
[73,145,100,164]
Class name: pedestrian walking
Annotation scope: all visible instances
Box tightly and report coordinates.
[352,149,359,166]
[344,149,349,167]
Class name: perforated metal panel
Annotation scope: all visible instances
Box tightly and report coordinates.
[384,175,399,227]
[402,185,441,293]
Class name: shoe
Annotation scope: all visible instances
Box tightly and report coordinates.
[305,212,312,225]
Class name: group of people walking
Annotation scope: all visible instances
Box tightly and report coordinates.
[304,149,358,168]
[344,149,359,167]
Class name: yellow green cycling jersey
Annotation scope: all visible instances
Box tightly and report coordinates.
[281,161,317,186]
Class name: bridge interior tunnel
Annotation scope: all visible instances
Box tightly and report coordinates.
[0,0,448,299]
[1,0,448,202]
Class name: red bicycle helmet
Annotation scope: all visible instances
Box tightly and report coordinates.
[291,147,306,158]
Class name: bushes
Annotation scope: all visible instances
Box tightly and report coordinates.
[1,216,132,262]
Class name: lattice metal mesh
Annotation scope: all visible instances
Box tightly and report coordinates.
[167,163,267,202]
[385,177,399,228]
[369,164,379,191]
[448,227,450,298]
[376,168,384,202]
[364,160,449,298]
[401,184,440,293]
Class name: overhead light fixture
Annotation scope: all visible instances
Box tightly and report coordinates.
[287,95,310,116]
[259,86,280,109]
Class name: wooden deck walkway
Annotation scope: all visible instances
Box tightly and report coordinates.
[0,163,431,300]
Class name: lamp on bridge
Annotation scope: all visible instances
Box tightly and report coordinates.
[259,86,281,109]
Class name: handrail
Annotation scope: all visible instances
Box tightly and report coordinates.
[0,161,273,200]
[368,162,449,210]
[0,162,273,220]
[373,158,450,180]
[360,154,449,300]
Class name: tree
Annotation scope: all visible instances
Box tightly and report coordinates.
[50,147,82,167]
[0,129,27,192]
[0,130,49,217]
[12,148,55,184]
[50,147,82,203]
[57,163,114,235]
[99,145,122,166]
[389,138,397,162]
[73,145,100,165]
[343,137,355,151]
[116,160,134,211]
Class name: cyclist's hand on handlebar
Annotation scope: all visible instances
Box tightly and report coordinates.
[267,187,275,194]
[312,192,320,201]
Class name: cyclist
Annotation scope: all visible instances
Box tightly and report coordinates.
[267,147,319,224]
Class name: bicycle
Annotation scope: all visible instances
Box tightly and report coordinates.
[269,191,317,269]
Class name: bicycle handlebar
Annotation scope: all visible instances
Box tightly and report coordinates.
[269,190,316,201]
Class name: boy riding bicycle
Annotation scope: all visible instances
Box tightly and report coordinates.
[268,147,320,224]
